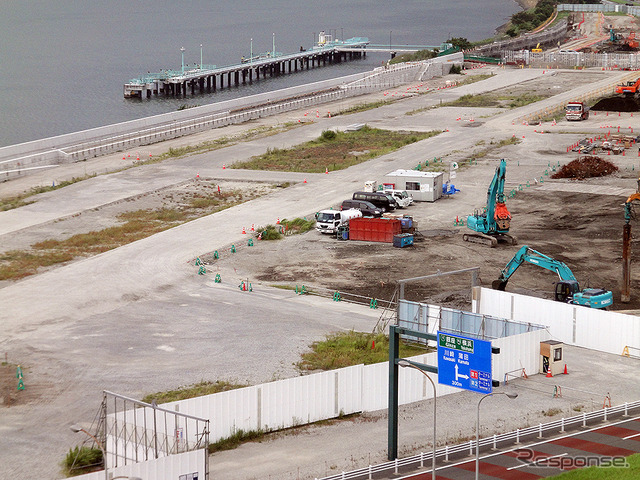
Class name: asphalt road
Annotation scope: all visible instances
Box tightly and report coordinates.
[1,66,638,480]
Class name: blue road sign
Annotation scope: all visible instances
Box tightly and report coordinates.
[437,331,492,394]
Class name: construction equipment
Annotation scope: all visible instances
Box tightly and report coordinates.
[531,43,542,53]
[615,77,640,95]
[492,245,613,309]
[464,159,517,247]
[622,177,640,302]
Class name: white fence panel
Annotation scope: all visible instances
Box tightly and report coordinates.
[336,364,363,415]
[474,287,640,356]
[361,360,389,412]
[492,329,551,381]
[260,371,336,430]
[60,449,205,480]
[475,287,575,342]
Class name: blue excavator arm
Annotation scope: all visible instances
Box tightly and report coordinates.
[493,245,612,309]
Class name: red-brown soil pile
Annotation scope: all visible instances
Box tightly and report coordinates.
[551,156,619,180]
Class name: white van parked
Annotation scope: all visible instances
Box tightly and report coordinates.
[315,208,362,234]
[383,189,413,208]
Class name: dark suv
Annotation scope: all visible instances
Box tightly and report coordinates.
[341,199,382,217]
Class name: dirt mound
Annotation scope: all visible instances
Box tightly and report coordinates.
[551,156,619,180]
[591,96,640,112]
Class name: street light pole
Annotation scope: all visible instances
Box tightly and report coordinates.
[180,46,185,74]
[200,44,203,69]
[70,425,107,480]
[476,392,518,480]
[398,360,437,480]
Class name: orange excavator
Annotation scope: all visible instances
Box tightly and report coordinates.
[615,77,640,95]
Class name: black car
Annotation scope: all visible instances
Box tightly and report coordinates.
[341,199,382,217]
[352,191,397,212]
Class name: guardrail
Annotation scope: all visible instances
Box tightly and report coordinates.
[315,400,640,480]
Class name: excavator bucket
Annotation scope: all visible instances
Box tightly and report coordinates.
[492,279,508,291]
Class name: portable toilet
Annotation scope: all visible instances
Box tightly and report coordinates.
[539,340,564,376]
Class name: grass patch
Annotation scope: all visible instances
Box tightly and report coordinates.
[542,407,562,417]
[0,189,262,281]
[440,93,546,109]
[233,126,440,173]
[62,445,103,477]
[332,100,395,116]
[253,216,317,241]
[296,330,431,371]
[545,452,639,479]
[0,175,95,212]
[208,428,265,453]
[142,380,247,404]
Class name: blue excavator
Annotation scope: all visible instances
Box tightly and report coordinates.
[464,159,518,247]
[492,245,613,309]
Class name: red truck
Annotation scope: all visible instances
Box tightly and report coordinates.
[565,102,589,121]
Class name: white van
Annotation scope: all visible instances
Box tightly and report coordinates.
[383,189,413,208]
[315,208,362,234]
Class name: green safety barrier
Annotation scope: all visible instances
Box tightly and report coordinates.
[17,379,24,391]
[215,273,221,283]
[213,251,219,259]
[333,291,342,302]
[195,257,202,266]
[369,298,378,309]
[16,365,23,379]
[526,181,530,187]
[248,239,254,247]
[518,184,523,191]
[231,245,236,253]
[295,285,308,295]
[544,169,549,176]
[540,177,544,183]
[198,265,206,275]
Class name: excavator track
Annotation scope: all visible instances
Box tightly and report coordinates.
[463,233,498,247]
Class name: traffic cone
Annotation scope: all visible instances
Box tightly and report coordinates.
[222,164,226,169]
[371,340,375,349]
[564,364,568,375]
[304,178,307,183]
[276,218,280,224]
[123,155,126,160]
[196,173,200,178]
[325,167,329,174]
[546,369,553,378]
[250,224,255,231]
[242,226,246,234]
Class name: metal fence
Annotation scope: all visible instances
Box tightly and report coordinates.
[315,400,640,480]
[100,391,209,474]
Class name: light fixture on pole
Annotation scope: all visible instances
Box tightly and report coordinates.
[250,38,253,64]
[180,46,185,74]
[70,425,107,480]
[200,44,203,69]
[476,392,518,480]
[398,360,437,480]
[272,32,275,57]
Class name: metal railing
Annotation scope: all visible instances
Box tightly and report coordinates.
[315,400,640,480]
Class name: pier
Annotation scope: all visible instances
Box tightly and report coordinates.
[124,33,370,99]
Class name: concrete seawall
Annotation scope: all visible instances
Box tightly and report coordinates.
[0,54,462,183]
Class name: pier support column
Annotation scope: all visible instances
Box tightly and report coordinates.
[228,72,232,87]
[234,71,240,85]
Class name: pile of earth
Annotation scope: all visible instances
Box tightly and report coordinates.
[551,155,619,180]
[591,95,640,112]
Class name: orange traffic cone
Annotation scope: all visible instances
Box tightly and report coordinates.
[325,167,329,174]
[276,218,280,224]
[546,369,553,378]
[250,224,255,231]
[222,164,226,169]
[303,178,307,183]
[564,364,568,375]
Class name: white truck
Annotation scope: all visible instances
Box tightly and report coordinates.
[315,208,362,234]
[383,189,413,208]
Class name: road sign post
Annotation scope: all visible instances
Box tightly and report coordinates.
[437,332,492,394]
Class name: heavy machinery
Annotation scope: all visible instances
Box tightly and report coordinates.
[621,178,640,302]
[492,245,613,309]
[464,159,517,247]
[565,101,589,121]
[615,77,640,95]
